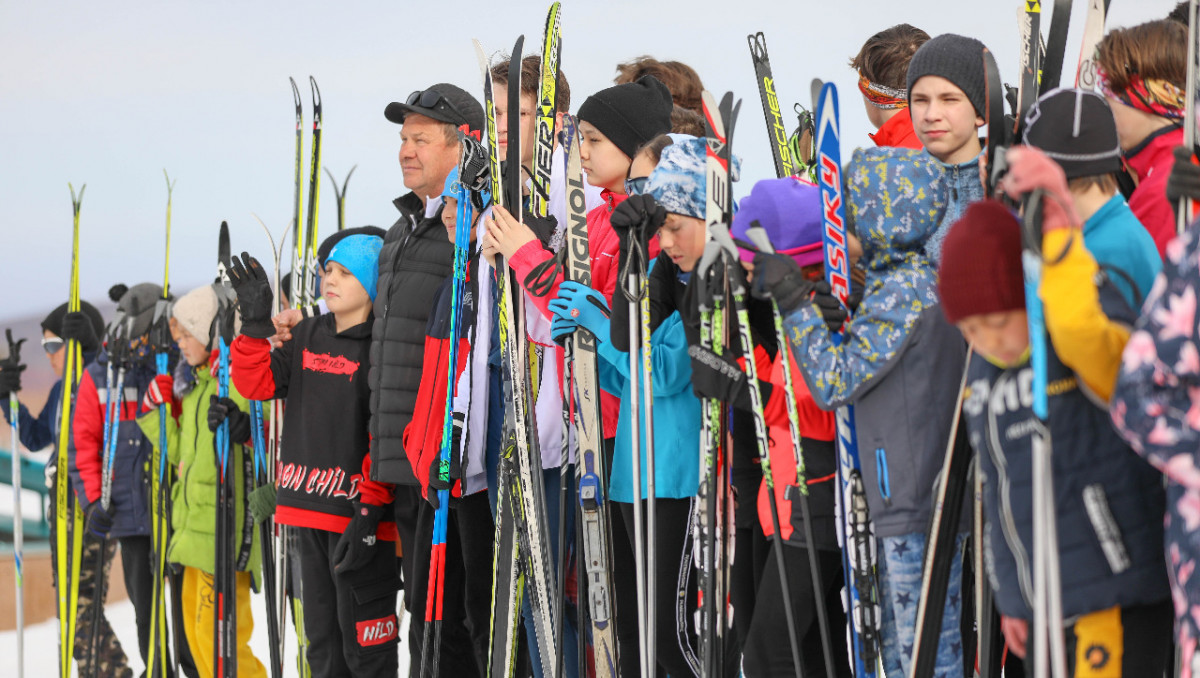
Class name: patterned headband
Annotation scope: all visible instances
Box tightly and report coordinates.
[1098,69,1185,119]
[858,75,908,110]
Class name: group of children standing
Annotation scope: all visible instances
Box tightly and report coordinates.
[4,5,1200,678]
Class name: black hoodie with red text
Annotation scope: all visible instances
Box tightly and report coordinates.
[232,312,396,539]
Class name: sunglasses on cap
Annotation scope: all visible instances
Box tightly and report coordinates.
[406,89,466,120]
[42,337,64,355]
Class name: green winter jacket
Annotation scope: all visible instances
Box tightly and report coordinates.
[138,363,261,587]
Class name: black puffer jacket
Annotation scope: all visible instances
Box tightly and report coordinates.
[369,192,453,485]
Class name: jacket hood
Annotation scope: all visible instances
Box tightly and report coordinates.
[846,146,948,271]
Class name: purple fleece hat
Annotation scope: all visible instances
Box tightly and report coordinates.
[731,177,823,267]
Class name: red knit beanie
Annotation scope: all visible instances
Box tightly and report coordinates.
[938,200,1026,324]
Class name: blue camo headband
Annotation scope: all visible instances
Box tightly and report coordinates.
[645,136,741,220]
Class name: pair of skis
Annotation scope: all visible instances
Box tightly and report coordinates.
[746,32,840,678]
[57,184,87,678]
[477,26,560,677]
[813,80,882,678]
[695,90,740,678]
[147,170,178,678]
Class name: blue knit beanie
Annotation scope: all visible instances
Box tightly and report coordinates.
[646,136,741,220]
[326,234,383,301]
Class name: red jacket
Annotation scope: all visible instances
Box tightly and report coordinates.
[869,108,923,150]
[743,343,838,545]
[508,190,629,439]
[1127,125,1184,258]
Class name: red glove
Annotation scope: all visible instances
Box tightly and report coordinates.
[142,374,176,415]
[998,145,1081,233]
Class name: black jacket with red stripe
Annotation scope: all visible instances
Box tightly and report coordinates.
[231,313,396,539]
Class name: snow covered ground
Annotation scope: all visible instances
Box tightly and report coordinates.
[0,594,412,677]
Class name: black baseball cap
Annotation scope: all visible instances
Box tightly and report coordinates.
[385,83,484,139]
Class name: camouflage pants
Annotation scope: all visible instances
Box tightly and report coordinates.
[49,503,133,678]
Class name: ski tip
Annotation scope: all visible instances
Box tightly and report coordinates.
[310,76,322,106]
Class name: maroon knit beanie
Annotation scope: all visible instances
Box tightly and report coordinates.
[938,200,1026,324]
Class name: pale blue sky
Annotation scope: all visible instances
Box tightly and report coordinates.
[0,0,1172,320]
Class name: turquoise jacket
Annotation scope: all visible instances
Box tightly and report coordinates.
[1081,193,1162,310]
[599,306,701,502]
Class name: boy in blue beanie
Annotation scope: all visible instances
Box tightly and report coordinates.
[226,233,402,677]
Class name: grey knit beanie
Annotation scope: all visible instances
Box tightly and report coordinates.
[906,33,988,118]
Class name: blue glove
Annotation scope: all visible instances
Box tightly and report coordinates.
[550,315,579,344]
[548,281,611,339]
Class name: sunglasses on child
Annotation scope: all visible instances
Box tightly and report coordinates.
[42,337,64,355]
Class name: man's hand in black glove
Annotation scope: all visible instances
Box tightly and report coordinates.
[750,252,817,316]
[611,194,666,258]
[426,413,464,510]
[1168,145,1200,206]
[688,345,772,412]
[207,395,252,446]
[61,311,99,351]
[332,502,384,573]
[225,252,275,339]
[84,501,114,539]
[812,280,849,333]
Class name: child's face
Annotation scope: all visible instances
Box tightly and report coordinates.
[910,76,985,165]
[175,328,209,367]
[323,261,371,315]
[441,196,476,244]
[493,84,536,168]
[658,213,707,272]
[957,310,1030,368]
[578,120,631,194]
[42,329,65,378]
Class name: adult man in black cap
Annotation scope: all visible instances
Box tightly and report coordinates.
[373,83,488,674]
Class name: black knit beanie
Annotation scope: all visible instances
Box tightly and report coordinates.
[41,301,105,352]
[577,75,674,159]
[1022,88,1122,179]
[907,34,988,118]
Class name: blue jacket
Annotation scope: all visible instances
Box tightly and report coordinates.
[963,282,1169,620]
[69,350,155,538]
[1082,194,1162,310]
[2,379,62,453]
[788,147,966,538]
[925,152,985,264]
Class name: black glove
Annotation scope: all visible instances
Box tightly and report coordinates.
[0,358,22,399]
[0,331,25,400]
[61,311,99,351]
[611,194,666,257]
[224,252,275,339]
[84,501,114,539]
[688,345,772,412]
[207,395,252,446]
[812,280,849,333]
[1168,145,1200,205]
[751,252,817,316]
[426,413,465,510]
[525,212,558,247]
[332,502,384,573]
